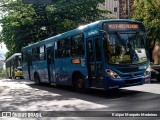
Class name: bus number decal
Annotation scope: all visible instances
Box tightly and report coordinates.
[72,59,80,64]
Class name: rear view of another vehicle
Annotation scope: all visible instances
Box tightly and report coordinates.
[5,53,23,79]
[13,55,23,79]
[13,66,23,79]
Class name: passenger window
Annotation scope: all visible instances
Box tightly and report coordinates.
[71,34,84,56]
[95,38,102,61]
[32,47,40,61]
[40,45,46,61]
[57,38,71,58]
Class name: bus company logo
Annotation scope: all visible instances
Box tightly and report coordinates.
[88,30,98,36]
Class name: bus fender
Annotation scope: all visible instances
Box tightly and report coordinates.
[72,71,87,92]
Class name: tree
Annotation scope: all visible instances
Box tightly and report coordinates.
[132,0,160,61]
[0,66,6,79]
[0,0,39,58]
[0,0,110,58]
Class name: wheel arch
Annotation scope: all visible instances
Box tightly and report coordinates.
[72,71,83,85]
[34,71,41,83]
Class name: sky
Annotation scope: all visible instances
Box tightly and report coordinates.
[0,9,8,55]
[0,42,8,55]
[0,14,8,55]
[0,24,8,55]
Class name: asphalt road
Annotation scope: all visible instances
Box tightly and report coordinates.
[0,79,160,120]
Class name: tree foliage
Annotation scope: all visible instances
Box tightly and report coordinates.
[132,0,160,60]
[0,0,110,58]
[0,66,6,78]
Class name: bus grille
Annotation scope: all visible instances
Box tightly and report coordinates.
[117,67,139,73]
[124,79,141,85]
[121,73,142,78]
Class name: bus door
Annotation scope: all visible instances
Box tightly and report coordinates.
[47,47,56,83]
[87,37,103,88]
[27,53,32,80]
[23,52,32,80]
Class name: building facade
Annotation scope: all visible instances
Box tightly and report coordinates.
[157,0,160,5]
[151,0,160,64]
[98,0,135,19]
[119,0,135,19]
[99,0,160,19]
[98,0,119,18]
[152,42,160,65]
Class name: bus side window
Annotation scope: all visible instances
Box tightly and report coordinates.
[32,47,40,61]
[57,40,62,58]
[71,34,84,56]
[57,38,71,58]
[65,38,71,57]
[88,41,94,62]
[40,45,46,61]
[95,38,102,61]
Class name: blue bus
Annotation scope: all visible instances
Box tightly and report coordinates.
[22,19,151,91]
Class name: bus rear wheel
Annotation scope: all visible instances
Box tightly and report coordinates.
[34,73,41,85]
[73,74,86,92]
[12,72,16,79]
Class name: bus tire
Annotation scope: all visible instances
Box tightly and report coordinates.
[20,76,24,79]
[73,73,86,92]
[12,72,16,79]
[34,73,41,85]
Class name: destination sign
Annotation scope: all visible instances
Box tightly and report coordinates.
[103,22,142,32]
[108,24,139,29]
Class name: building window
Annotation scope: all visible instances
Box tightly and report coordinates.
[114,7,117,12]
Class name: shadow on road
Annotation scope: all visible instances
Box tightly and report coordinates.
[27,82,141,100]
[2,78,154,99]
[1,79,160,112]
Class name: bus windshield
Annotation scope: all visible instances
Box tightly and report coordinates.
[104,32,148,65]
[16,56,22,69]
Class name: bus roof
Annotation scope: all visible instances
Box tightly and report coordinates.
[22,19,143,50]
[5,53,21,62]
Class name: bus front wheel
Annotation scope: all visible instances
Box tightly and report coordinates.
[73,74,86,92]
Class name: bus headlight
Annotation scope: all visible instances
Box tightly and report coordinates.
[105,69,120,79]
[143,65,151,77]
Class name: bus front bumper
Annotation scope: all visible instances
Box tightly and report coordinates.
[104,74,150,89]
[15,71,23,77]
